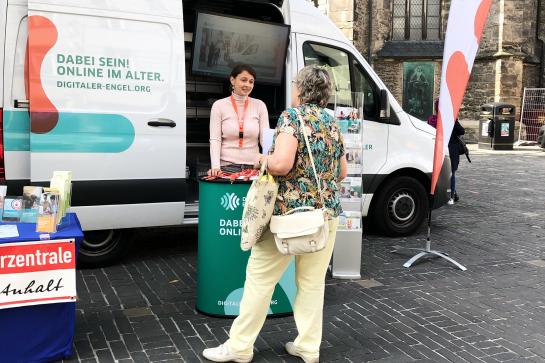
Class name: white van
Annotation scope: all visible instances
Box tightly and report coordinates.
[0,0,450,266]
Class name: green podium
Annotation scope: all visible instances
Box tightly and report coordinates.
[197,179,296,317]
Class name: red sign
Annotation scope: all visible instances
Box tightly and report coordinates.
[0,239,76,309]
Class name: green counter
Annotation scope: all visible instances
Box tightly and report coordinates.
[197,179,296,317]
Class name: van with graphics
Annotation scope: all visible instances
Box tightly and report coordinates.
[0,0,450,266]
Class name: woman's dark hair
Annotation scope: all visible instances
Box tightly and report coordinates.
[230,64,257,80]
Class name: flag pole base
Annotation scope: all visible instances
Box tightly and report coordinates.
[392,246,467,271]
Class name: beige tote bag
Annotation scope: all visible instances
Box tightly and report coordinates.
[240,160,279,251]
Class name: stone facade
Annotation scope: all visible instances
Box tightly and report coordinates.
[314,0,355,41]
[319,0,545,123]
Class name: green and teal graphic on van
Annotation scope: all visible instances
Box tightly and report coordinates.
[3,110,134,153]
[3,110,30,152]
[31,112,134,152]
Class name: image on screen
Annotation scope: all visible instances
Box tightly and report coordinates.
[191,12,290,85]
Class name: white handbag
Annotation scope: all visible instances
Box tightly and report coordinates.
[269,110,329,255]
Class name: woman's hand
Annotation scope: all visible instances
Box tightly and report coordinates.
[207,168,221,177]
[253,154,266,169]
[258,154,268,168]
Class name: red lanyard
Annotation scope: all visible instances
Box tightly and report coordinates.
[230,95,249,148]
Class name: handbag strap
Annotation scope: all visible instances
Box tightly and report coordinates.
[294,108,326,207]
[283,206,315,215]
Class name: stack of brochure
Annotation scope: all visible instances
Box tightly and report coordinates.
[334,93,364,229]
[36,171,72,233]
[50,171,73,224]
[0,170,73,234]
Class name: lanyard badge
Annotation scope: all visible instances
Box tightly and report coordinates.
[230,95,249,148]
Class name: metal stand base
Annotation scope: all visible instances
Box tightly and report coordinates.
[392,245,467,271]
[395,195,467,271]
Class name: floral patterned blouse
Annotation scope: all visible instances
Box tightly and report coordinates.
[269,104,344,217]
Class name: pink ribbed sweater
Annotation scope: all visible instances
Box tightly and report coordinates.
[209,93,269,169]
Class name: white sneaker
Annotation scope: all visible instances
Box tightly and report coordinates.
[202,343,253,362]
[447,198,454,205]
[285,342,319,363]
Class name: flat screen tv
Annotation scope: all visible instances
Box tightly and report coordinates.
[191,12,290,85]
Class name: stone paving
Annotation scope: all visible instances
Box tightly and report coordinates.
[64,150,545,363]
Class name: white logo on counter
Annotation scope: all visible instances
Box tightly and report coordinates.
[220,193,240,211]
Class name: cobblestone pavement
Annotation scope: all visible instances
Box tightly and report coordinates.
[64,151,545,363]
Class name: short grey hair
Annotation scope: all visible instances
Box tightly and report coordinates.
[293,65,332,107]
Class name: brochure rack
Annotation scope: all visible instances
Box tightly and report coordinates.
[0,171,73,234]
[332,93,365,279]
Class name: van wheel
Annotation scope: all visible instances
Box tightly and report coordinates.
[78,229,130,268]
[372,176,427,236]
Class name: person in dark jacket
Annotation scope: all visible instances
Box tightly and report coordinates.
[448,120,465,204]
[428,98,465,204]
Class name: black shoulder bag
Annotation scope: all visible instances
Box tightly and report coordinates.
[457,136,471,163]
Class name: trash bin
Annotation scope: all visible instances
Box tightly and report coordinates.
[479,103,516,150]
[196,178,296,317]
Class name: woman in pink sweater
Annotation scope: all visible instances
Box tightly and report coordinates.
[208,64,269,177]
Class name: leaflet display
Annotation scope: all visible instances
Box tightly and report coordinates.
[0,171,73,234]
[335,92,365,207]
[332,93,365,279]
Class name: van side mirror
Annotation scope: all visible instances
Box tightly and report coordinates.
[379,89,390,120]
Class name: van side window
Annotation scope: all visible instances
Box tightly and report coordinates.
[353,60,378,121]
[303,42,379,121]
[302,42,351,110]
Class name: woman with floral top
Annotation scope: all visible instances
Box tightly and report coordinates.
[203,65,347,363]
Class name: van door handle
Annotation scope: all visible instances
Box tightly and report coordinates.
[147,119,176,128]
[14,99,30,109]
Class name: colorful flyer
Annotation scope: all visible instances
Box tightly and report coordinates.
[346,147,363,174]
[338,211,362,230]
[36,191,60,233]
[335,106,360,121]
[2,196,23,222]
[340,177,362,201]
[21,186,43,223]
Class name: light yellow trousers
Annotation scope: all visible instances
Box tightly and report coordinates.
[226,218,339,359]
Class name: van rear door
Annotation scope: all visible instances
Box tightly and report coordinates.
[27,0,187,230]
[2,0,29,185]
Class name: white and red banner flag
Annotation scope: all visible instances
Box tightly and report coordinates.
[0,239,76,309]
[431,0,492,194]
